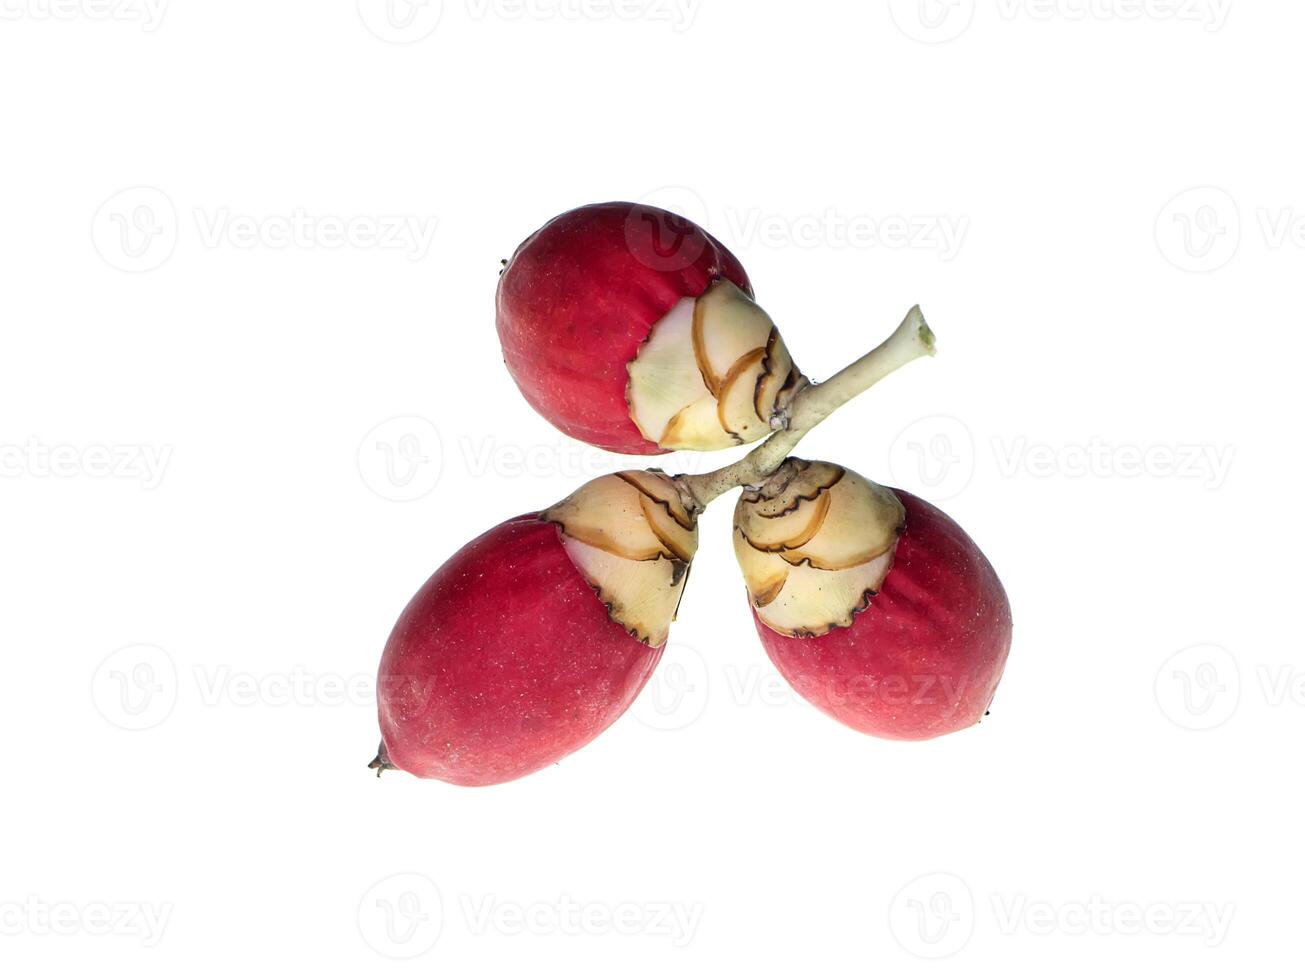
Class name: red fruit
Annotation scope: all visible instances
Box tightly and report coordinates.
[496,202,805,454]
[733,460,1011,740]
[374,471,697,786]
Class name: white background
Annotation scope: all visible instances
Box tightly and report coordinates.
[1,1,1299,976]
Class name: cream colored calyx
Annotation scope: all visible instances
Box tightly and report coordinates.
[541,471,698,646]
[626,280,806,451]
[733,460,905,637]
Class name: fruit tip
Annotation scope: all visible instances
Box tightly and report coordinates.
[911,306,937,356]
[368,742,396,777]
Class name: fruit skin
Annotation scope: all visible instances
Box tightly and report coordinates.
[751,490,1012,740]
[377,514,663,786]
[496,201,752,454]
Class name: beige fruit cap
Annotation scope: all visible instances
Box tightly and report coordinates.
[626,280,807,451]
[541,470,698,647]
[732,460,905,637]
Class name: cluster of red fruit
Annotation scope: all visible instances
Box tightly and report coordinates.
[371,202,1012,786]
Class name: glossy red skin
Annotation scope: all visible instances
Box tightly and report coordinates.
[753,491,1012,741]
[496,201,753,454]
[377,514,663,786]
